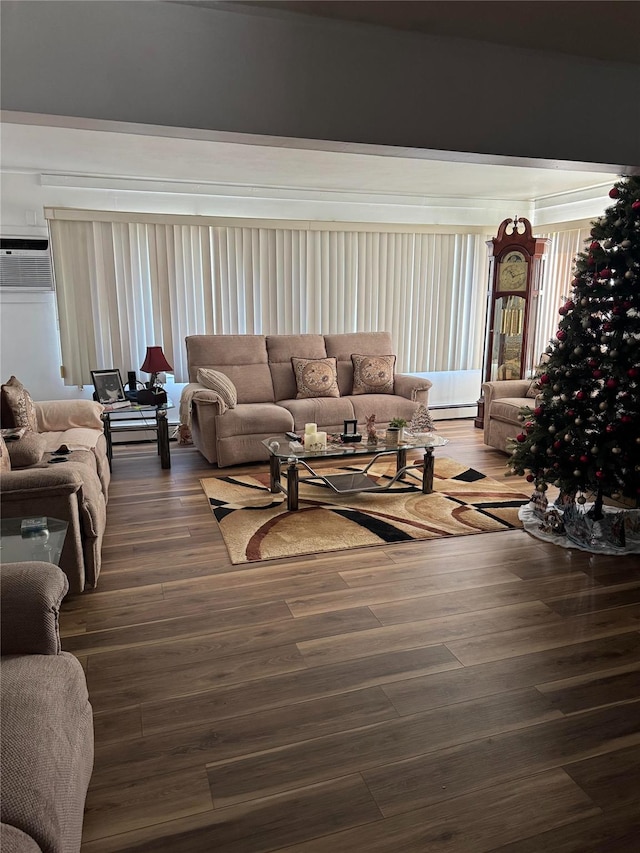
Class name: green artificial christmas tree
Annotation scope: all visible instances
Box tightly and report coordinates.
[509,175,640,520]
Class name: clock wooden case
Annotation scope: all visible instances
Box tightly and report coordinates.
[475,217,550,428]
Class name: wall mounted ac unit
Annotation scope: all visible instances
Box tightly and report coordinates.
[0,238,54,291]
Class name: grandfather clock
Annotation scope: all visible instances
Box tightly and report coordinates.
[474,217,550,428]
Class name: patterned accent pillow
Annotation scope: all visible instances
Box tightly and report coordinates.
[292,357,339,399]
[0,376,38,432]
[196,368,237,409]
[525,379,541,399]
[351,354,396,395]
[0,434,11,472]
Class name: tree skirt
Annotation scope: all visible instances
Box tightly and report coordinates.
[519,502,640,555]
[200,457,530,565]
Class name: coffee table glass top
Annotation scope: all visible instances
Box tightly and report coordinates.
[0,517,68,566]
[263,432,448,460]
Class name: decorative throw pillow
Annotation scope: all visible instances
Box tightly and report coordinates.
[525,379,541,399]
[291,357,340,399]
[351,354,396,395]
[6,432,46,469]
[0,376,38,432]
[196,368,237,409]
[0,434,11,473]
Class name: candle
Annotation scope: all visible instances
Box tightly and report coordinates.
[316,431,327,449]
[304,423,317,435]
[304,430,327,451]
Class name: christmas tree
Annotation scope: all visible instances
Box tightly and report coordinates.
[508,175,640,518]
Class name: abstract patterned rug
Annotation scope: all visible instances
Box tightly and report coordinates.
[201,457,530,565]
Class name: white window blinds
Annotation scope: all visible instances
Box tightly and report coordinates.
[47,211,492,386]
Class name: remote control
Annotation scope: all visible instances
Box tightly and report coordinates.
[285,431,300,441]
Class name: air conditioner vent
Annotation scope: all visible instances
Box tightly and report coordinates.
[0,239,54,291]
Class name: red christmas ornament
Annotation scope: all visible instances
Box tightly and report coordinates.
[553,440,562,450]
[516,433,527,443]
[599,268,612,278]
[628,368,639,378]
[632,200,640,210]
[579,455,588,464]
[603,322,613,332]
[621,414,633,424]
[606,378,617,389]
[609,187,619,198]
[589,241,600,250]
[539,374,550,385]
[526,474,534,483]
[565,300,575,311]
[556,330,567,341]
[525,421,534,431]
[534,406,544,417]
[587,358,598,368]
[595,470,605,479]
[576,391,586,401]
[559,306,568,316]
[606,423,616,432]
[592,369,603,379]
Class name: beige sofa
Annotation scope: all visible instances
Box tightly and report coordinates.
[1,392,110,593]
[184,331,432,467]
[0,562,93,853]
[482,378,535,453]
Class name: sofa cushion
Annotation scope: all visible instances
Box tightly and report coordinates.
[34,400,104,432]
[215,403,293,439]
[197,368,237,409]
[1,377,38,432]
[6,433,46,469]
[277,397,356,432]
[185,335,275,404]
[525,379,542,399]
[351,354,396,395]
[489,397,533,425]
[266,335,327,401]
[292,357,340,399]
[324,332,395,395]
[0,434,10,472]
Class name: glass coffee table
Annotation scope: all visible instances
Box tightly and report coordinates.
[262,433,449,511]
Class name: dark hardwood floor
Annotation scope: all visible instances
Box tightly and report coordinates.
[64,420,640,852]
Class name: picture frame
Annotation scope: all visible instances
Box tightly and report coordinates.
[343,419,358,436]
[91,369,127,405]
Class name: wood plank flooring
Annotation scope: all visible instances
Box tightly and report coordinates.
[62,420,640,852]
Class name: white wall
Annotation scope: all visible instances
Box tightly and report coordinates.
[2,1,639,168]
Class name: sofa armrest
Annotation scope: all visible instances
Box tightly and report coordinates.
[0,465,83,498]
[0,562,67,655]
[35,399,104,432]
[394,374,432,404]
[192,388,226,411]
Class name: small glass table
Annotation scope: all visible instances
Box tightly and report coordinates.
[0,517,69,565]
[102,400,174,470]
[262,432,449,511]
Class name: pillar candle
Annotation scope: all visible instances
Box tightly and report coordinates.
[304,432,318,450]
[316,431,327,449]
[304,422,317,435]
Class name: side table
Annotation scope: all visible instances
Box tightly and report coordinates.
[102,400,173,470]
[0,517,69,565]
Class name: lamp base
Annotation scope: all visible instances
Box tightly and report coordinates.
[136,388,167,406]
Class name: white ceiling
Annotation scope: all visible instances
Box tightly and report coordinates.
[0,114,618,206]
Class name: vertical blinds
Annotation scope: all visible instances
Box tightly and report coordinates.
[46,211,588,387]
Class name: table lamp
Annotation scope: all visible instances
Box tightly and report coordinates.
[138,346,173,405]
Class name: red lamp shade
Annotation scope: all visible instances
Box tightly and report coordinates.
[140,346,173,375]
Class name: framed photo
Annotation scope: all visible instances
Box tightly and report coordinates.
[343,419,358,436]
[91,369,127,404]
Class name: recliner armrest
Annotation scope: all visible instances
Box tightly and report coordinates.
[394,374,432,403]
[0,465,83,498]
[0,562,67,655]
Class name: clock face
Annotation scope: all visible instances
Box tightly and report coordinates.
[498,251,528,291]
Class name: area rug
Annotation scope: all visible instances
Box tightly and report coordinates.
[201,457,530,565]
